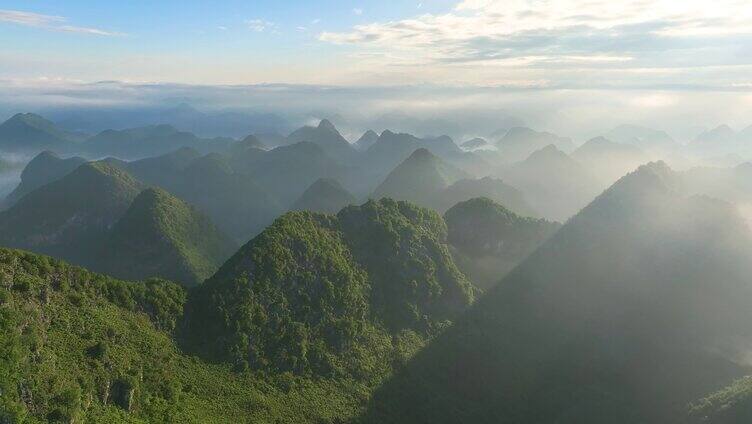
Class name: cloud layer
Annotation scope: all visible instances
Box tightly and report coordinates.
[319,0,752,88]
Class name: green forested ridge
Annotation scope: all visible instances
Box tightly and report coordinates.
[96,187,237,286]
[184,198,475,382]
[0,248,368,423]
[444,197,559,289]
[0,197,478,423]
[0,162,235,287]
[0,161,144,263]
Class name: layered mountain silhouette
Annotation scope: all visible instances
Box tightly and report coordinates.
[0,113,82,153]
[286,119,358,162]
[445,197,559,289]
[496,127,574,162]
[690,124,752,157]
[681,162,752,205]
[373,148,469,207]
[500,144,601,221]
[291,178,357,214]
[572,136,649,185]
[354,129,379,151]
[0,161,143,262]
[85,124,234,160]
[432,176,535,216]
[3,151,86,207]
[167,153,283,242]
[0,161,234,285]
[361,130,467,183]
[362,162,752,423]
[605,124,675,151]
[228,141,349,206]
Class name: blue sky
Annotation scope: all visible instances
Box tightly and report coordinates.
[0,1,457,84]
[1,0,752,88]
[1,0,751,137]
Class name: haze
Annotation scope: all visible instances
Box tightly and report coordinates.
[2,2,752,423]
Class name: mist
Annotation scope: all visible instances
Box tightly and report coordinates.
[2,79,751,144]
[4,2,752,423]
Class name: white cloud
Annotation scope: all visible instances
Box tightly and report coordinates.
[218,26,227,31]
[353,8,363,16]
[319,0,752,87]
[247,19,276,32]
[0,9,121,36]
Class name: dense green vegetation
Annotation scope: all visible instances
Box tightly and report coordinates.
[0,162,235,287]
[444,197,559,288]
[0,248,371,423]
[184,198,475,382]
[0,161,144,263]
[97,188,237,286]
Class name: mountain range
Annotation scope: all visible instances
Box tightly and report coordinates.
[0,113,83,153]
[500,144,602,221]
[361,162,752,423]
[496,127,575,163]
[0,161,234,285]
[445,197,559,289]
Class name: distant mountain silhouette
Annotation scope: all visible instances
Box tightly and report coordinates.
[605,124,675,151]
[501,144,602,221]
[85,124,234,159]
[373,148,469,207]
[0,161,143,262]
[496,127,575,162]
[3,151,86,207]
[573,136,649,184]
[0,113,81,153]
[354,130,379,151]
[287,119,358,162]
[291,178,357,214]
[432,176,535,216]
[229,141,349,206]
[445,197,559,289]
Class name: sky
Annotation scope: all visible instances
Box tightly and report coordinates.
[1,1,751,139]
